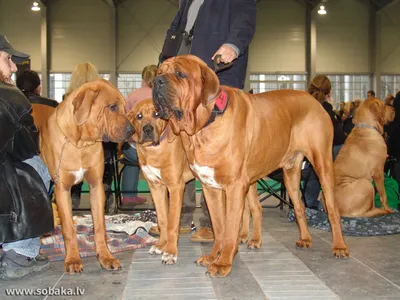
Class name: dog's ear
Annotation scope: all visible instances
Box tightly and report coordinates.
[370,100,384,124]
[72,85,100,126]
[385,105,395,124]
[200,63,220,107]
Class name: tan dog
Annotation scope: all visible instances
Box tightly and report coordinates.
[334,98,395,217]
[32,79,134,274]
[153,54,349,277]
[127,99,262,264]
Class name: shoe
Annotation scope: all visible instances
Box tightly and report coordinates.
[123,196,147,205]
[149,226,192,236]
[0,250,50,280]
[191,227,214,243]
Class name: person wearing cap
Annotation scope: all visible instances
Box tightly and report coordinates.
[16,70,59,108]
[0,32,53,279]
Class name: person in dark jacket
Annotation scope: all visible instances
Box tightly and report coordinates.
[388,91,400,190]
[16,70,58,108]
[0,33,53,279]
[159,0,256,242]
[303,75,346,209]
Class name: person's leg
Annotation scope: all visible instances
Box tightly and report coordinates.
[0,156,50,279]
[303,164,320,209]
[121,144,145,204]
[71,183,83,209]
[180,179,196,228]
[191,191,214,242]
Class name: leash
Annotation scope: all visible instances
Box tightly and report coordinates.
[213,54,233,73]
[353,123,380,134]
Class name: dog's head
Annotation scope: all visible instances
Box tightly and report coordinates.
[127,99,169,146]
[152,55,220,135]
[70,79,134,143]
[353,98,395,132]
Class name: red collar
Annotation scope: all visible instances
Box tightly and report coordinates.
[203,89,229,128]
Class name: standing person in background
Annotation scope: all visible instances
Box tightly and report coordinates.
[367,90,375,99]
[121,64,158,205]
[160,0,257,242]
[389,91,400,191]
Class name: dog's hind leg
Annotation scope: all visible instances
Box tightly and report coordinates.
[239,196,250,244]
[283,153,312,249]
[310,149,349,258]
[247,183,262,249]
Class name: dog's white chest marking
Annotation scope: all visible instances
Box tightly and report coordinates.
[190,162,222,189]
[142,165,162,183]
[70,168,86,184]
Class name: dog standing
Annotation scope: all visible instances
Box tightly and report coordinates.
[334,98,395,217]
[32,79,134,274]
[153,55,349,277]
[127,99,262,264]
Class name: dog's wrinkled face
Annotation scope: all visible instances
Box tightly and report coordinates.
[71,79,134,143]
[354,98,395,131]
[152,55,220,135]
[127,99,168,146]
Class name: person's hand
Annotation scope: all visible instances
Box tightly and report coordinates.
[212,45,238,64]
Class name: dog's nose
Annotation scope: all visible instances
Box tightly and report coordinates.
[155,75,167,86]
[125,122,134,136]
[143,124,154,134]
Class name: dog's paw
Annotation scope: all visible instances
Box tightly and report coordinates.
[64,258,83,275]
[195,255,217,268]
[98,256,121,271]
[148,245,164,255]
[239,233,249,244]
[247,238,262,249]
[332,246,350,258]
[296,238,312,249]
[161,252,177,265]
[206,263,232,277]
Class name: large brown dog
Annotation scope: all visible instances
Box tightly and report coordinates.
[127,99,262,264]
[334,98,395,217]
[32,79,134,274]
[153,55,349,277]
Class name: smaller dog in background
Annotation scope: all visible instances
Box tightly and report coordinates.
[334,98,395,217]
[126,99,262,265]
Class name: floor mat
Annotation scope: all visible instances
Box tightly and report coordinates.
[40,215,157,262]
[287,207,400,236]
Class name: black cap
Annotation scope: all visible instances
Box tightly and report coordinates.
[0,32,30,63]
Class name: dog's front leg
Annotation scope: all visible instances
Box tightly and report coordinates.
[195,186,225,268]
[162,182,185,265]
[373,169,393,213]
[86,170,121,271]
[206,184,247,277]
[55,184,82,274]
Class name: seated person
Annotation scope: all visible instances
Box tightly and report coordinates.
[303,75,346,209]
[16,70,58,108]
[0,33,53,279]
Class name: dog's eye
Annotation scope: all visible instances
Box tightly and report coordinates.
[109,104,118,112]
[153,111,160,119]
[136,113,143,120]
[175,71,187,79]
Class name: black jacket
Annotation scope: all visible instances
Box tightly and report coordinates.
[389,92,400,159]
[0,82,40,161]
[0,83,53,242]
[24,92,59,108]
[322,102,346,146]
[161,0,256,89]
